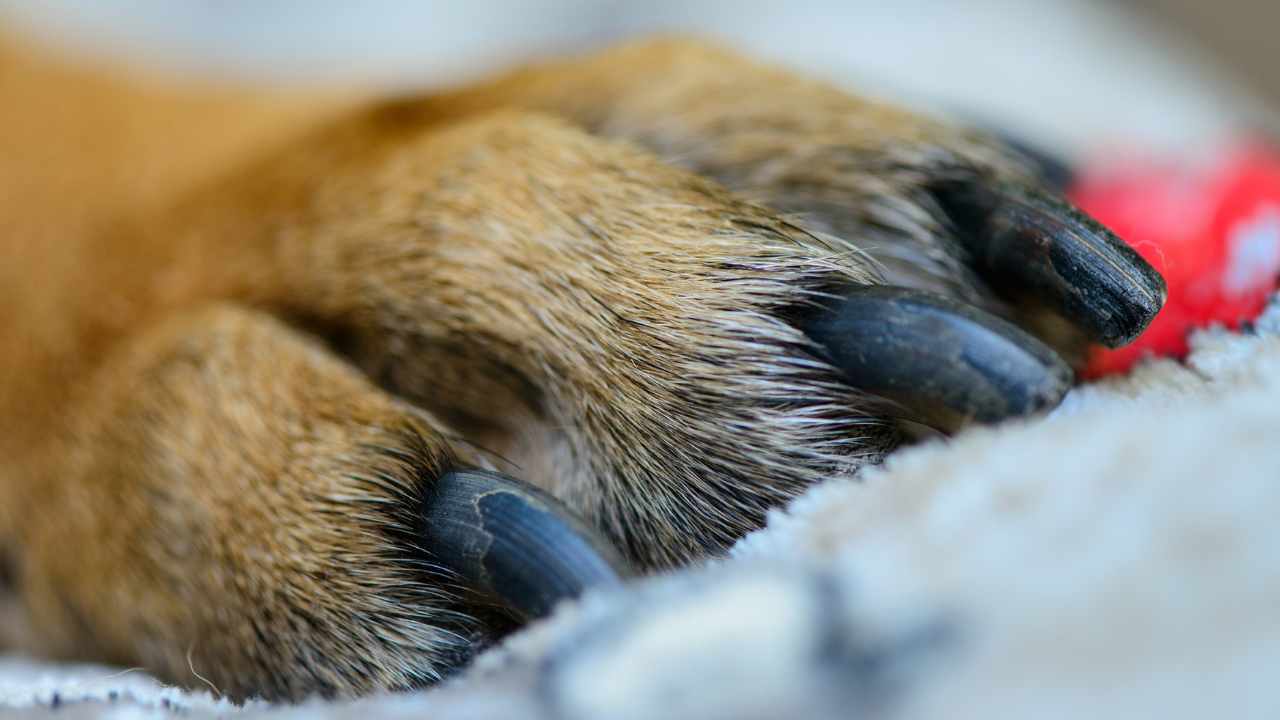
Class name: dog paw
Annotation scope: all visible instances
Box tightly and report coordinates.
[280,110,1165,573]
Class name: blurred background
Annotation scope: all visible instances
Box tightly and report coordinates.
[1,0,1277,162]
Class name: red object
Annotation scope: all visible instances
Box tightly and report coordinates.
[1070,144,1280,378]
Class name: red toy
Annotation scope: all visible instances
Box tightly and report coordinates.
[1070,144,1280,377]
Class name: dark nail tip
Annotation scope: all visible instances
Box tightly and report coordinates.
[1028,195,1168,347]
[805,286,1072,433]
[937,181,1168,348]
[422,469,629,620]
[1088,241,1168,348]
[1093,281,1166,348]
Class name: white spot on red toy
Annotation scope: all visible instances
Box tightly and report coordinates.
[1223,205,1280,298]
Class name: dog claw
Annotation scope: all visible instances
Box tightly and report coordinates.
[421,469,629,620]
[937,182,1166,348]
[804,286,1072,432]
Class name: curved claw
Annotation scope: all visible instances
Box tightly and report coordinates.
[421,469,629,620]
[937,182,1167,348]
[804,286,1072,433]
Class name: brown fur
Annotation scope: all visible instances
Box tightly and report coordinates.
[0,35,1058,701]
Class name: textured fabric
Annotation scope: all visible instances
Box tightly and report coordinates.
[3,299,1278,718]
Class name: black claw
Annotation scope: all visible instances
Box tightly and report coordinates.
[805,286,1073,433]
[421,469,629,620]
[937,182,1166,348]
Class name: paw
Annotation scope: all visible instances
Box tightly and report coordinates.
[640,94,1169,427]
[53,107,1161,701]
[1,47,1170,702]
[284,111,1165,575]
[550,38,1167,363]
[800,170,1167,430]
[793,130,1167,351]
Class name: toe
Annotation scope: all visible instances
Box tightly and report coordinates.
[803,286,1073,433]
[935,180,1167,348]
[422,469,630,620]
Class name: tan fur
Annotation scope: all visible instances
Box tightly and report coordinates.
[0,35,1057,701]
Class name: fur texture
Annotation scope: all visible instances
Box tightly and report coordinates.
[1,35,1074,701]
